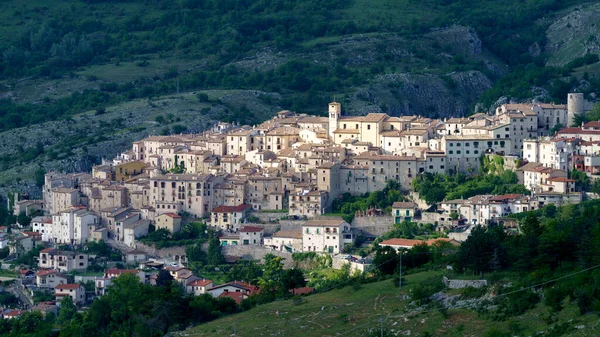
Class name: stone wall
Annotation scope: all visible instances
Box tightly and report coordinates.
[134,242,188,260]
[351,216,394,237]
[443,276,487,289]
[221,245,295,268]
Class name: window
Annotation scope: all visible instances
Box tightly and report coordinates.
[367,125,371,130]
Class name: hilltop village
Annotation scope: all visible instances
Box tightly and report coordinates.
[2,92,600,317]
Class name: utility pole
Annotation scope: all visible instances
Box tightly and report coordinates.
[398,253,402,290]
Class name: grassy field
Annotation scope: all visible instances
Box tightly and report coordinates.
[184,269,600,337]
[0,269,18,278]
[76,58,203,82]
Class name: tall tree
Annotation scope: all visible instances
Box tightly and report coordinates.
[258,254,286,297]
[57,296,78,324]
[207,237,223,266]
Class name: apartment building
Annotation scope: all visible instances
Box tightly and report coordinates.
[301,218,352,254]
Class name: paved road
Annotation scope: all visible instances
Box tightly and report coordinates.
[8,284,33,309]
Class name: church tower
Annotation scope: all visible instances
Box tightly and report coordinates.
[567,93,584,127]
[328,101,341,139]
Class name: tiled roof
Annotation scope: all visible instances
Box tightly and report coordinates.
[303,217,346,227]
[392,201,417,209]
[161,213,181,219]
[36,269,57,277]
[187,279,213,287]
[55,284,82,290]
[212,204,251,213]
[240,226,264,233]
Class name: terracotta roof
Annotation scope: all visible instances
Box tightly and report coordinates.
[290,287,315,295]
[217,291,248,304]
[557,127,600,135]
[55,284,82,290]
[3,310,24,317]
[547,177,575,182]
[212,204,251,213]
[240,226,264,233]
[392,201,417,209]
[161,213,181,219]
[105,269,138,276]
[584,121,600,128]
[40,248,57,254]
[187,279,213,287]
[489,194,525,202]
[36,269,57,277]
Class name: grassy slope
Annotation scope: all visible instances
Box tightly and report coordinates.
[184,270,600,337]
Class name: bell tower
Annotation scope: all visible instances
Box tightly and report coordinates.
[328,101,341,139]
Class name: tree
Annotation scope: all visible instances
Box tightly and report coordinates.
[0,247,9,259]
[17,211,31,227]
[0,292,18,307]
[207,237,223,266]
[156,269,174,287]
[258,254,286,297]
[57,296,78,324]
[570,169,590,191]
[227,259,262,283]
[282,268,306,290]
[373,245,398,275]
[145,228,171,242]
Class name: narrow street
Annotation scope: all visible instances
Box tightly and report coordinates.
[8,283,33,309]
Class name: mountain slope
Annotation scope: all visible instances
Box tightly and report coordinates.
[179,274,600,337]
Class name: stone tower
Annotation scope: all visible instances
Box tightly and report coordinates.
[567,93,585,127]
[328,101,341,139]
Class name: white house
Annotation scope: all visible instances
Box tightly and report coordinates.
[47,209,97,245]
[123,219,151,248]
[35,269,68,289]
[55,284,86,305]
[301,217,351,254]
[186,279,213,296]
[38,248,88,272]
[265,228,303,252]
[239,226,264,245]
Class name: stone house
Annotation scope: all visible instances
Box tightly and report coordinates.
[155,213,182,234]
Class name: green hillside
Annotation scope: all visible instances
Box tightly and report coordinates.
[183,272,600,337]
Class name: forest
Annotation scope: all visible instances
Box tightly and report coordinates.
[1,0,599,132]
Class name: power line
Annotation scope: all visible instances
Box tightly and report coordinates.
[187,252,407,336]
[337,262,600,336]
[189,246,466,336]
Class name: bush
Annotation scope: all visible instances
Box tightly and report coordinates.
[493,288,540,320]
[410,276,444,304]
